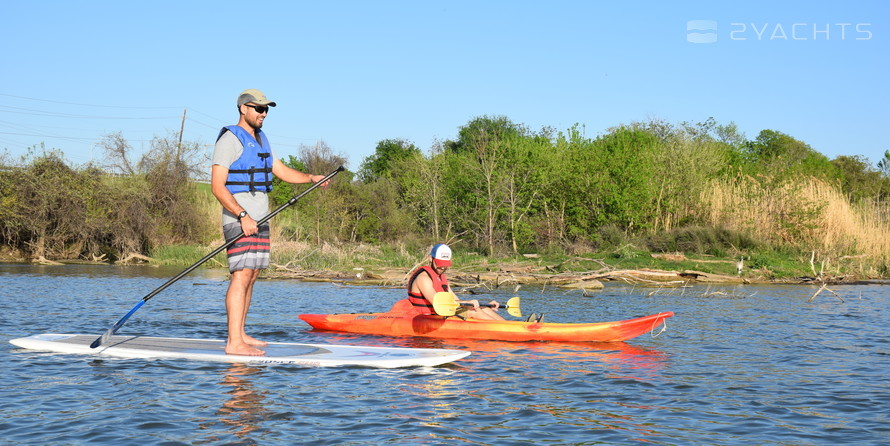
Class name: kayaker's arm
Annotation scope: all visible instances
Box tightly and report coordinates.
[413,272,447,303]
[432,293,522,318]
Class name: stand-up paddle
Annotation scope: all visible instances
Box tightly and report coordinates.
[431,292,522,318]
[90,166,345,349]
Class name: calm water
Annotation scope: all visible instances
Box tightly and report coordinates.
[1,264,888,445]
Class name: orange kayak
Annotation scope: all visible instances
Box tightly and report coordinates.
[299,300,674,342]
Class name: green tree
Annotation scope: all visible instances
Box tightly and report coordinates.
[264,141,349,244]
[714,121,746,148]
[358,139,420,183]
[877,150,890,178]
[832,155,890,202]
[647,120,735,232]
[742,130,838,182]
[390,146,447,240]
[1,150,113,259]
[502,130,552,253]
[141,133,208,244]
[443,116,526,254]
[347,178,417,243]
[546,125,606,245]
[290,141,350,245]
[269,154,308,206]
[444,115,524,155]
[594,127,660,233]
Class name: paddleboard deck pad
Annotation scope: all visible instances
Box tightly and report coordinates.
[9,334,470,368]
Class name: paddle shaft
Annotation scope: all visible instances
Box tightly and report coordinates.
[458,302,503,309]
[450,300,521,318]
[90,165,345,348]
[432,292,521,317]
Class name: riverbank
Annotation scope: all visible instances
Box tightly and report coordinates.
[262,258,882,292]
[5,244,885,288]
[251,244,890,288]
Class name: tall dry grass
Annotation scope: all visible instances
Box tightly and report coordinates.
[268,220,425,274]
[702,177,890,262]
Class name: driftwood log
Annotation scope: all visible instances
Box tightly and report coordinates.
[117,253,153,264]
[34,256,63,265]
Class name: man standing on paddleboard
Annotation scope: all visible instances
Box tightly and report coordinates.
[407,243,505,320]
[211,89,327,356]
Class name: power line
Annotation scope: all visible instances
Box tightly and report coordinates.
[0,92,181,110]
[0,105,177,120]
[0,131,95,141]
[185,116,222,130]
[188,107,227,123]
[0,94,329,160]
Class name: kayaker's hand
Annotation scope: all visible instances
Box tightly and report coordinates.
[463,299,481,310]
[488,300,500,310]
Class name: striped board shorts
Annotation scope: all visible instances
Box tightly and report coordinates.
[223,222,271,272]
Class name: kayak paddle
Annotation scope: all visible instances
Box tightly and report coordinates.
[90,165,345,349]
[432,292,522,318]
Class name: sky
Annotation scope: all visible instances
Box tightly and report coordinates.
[1,1,887,172]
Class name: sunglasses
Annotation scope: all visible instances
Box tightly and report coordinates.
[244,104,269,114]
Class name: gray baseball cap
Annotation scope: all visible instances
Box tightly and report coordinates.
[237,89,277,107]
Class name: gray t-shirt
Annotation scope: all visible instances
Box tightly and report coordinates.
[212,130,274,225]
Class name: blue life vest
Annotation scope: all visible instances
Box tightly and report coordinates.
[217,125,274,193]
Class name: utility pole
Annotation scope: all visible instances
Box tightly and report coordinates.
[178,108,186,150]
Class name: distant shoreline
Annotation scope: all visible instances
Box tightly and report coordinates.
[4,257,883,287]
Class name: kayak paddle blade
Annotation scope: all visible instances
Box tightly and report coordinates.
[505,296,522,318]
[432,292,459,316]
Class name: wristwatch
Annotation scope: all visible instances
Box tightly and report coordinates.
[237,210,248,220]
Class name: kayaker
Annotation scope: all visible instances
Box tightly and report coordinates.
[211,88,328,356]
[407,243,505,320]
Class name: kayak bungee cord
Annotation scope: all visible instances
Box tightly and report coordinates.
[649,312,670,338]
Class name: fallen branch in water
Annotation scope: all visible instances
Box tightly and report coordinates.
[117,253,153,264]
[34,256,63,265]
[546,257,613,272]
[807,283,845,303]
[699,289,749,299]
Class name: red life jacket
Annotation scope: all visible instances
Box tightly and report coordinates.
[406,265,449,315]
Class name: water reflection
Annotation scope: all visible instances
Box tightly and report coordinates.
[214,364,270,440]
[382,336,672,442]
[301,331,668,380]
[399,373,464,425]
[0,263,230,280]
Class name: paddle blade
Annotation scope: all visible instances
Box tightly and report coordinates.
[431,292,459,316]
[90,328,115,349]
[90,300,145,348]
[505,296,522,318]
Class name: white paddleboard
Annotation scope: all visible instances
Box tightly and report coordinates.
[9,334,470,368]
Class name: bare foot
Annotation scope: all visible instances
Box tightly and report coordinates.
[225,342,266,356]
[243,334,267,347]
